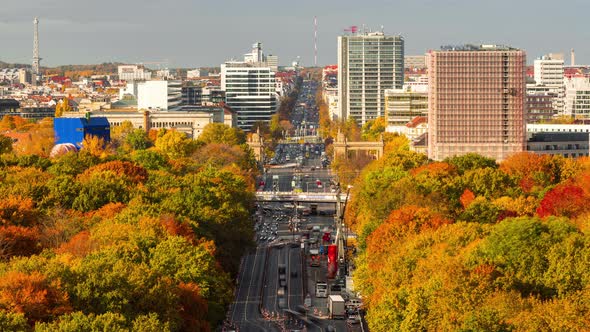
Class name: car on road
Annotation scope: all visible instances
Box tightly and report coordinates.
[316,281,328,298]
[346,299,363,310]
[347,314,361,324]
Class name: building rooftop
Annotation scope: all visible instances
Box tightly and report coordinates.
[0,99,20,108]
[406,116,428,128]
[439,44,519,51]
[529,132,589,142]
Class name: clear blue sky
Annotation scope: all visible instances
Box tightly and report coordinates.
[1,0,589,68]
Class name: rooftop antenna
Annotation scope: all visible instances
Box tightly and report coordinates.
[571,48,576,66]
[381,25,384,33]
[32,17,41,85]
[314,16,318,67]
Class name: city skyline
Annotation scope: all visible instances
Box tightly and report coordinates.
[1,0,589,68]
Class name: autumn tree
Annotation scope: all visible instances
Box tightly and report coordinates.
[361,117,386,141]
[0,225,42,259]
[197,123,246,146]
[536,184,588,218]
[155,130,198,159]
[54,98,72,118]
[12,119,54,157]
[80,135,111,159]
[0,116,16,130]
[0,195,37,227]
[0,271,72,324]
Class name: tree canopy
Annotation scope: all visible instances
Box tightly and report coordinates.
[0,115,256,330]
[349,151,590,331]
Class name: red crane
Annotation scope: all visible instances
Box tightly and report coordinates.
[344,25,358,34]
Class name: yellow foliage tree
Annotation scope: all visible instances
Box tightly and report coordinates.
[54,98,72,118]
[80,135,111,158]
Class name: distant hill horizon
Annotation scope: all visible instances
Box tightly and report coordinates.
[0,61,222,79]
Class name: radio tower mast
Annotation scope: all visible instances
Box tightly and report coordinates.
[32,17,41,85]
[314,16,318,67]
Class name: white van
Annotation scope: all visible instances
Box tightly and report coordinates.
[315,281,328,298]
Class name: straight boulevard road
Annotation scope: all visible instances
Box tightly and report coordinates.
[228,158,360,331]
[227,80,363,331]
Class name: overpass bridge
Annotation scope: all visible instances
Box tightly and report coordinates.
[255,191,348,203]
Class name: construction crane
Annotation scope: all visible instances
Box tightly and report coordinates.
[343,25,358,35]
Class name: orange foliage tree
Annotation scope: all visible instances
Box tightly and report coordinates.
[0,195,37,227]
[366,205,451,256]
[460,189,476,209]
[81,160,148,184]
[536,184,588,218]
[55,231,97,258]
[0,271,72,324]
[160,215,197,245]
[0,225,42,258]
[177,282,210,332]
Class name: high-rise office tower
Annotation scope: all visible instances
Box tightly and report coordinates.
[338,31,404,124]
[221,61,277,131]
[427,45,527,161]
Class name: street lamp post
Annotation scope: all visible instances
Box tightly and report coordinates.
[336,185,353,277]
[292,201,297,241]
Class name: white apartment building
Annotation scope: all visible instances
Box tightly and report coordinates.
[384,86,428,127]
[118,65,152,81]
[534,55,564,86]
[564,76,590,118]
[532,54,565,114]
[187,68,209,79]
[221,61,278,131]
[137,80,182,111]
[338,31,404,124]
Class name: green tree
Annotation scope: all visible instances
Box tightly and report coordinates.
[126,129,151,150]
[34,312,129,332]
[71,171,131,212]
[470,216,578,298]
[0,134,13,154]
[445,153,498,174]
[64,248,179,326]
[131,150,169,171]
[149,236,232,325]
[0,311,28,332]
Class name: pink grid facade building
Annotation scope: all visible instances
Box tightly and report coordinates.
[427,45,527,161]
